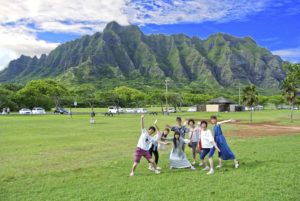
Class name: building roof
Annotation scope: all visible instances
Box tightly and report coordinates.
[207,97,235,104]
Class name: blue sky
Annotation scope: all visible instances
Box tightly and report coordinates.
[0,0,300,70]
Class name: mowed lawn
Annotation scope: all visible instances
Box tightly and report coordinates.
[0,110,299,201]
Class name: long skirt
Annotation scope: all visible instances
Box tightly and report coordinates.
[215,135,235,160]
[169,149,192,168]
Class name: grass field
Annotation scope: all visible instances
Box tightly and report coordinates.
[1,110,300,201]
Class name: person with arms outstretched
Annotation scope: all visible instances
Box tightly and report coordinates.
[130,115,160,176]
[210,116,239,169]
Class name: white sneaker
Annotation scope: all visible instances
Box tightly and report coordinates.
[199,162,204,166]
[155,170,160,174]
[191,166,196,170]
[156,166,162,170]
[216,165,222,169]
[130,172,134,177]
[192,161,196,165]
[207,169,214,175]
[202,166,210,171]
[148,166,155,171]
[235,162,240,169]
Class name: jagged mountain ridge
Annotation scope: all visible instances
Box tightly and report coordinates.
[0,21,286,90]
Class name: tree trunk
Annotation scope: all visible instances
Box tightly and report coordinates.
[250,108,253,123]
[291,104,294,123]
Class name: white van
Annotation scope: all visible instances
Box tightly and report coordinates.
[108,106,124,114]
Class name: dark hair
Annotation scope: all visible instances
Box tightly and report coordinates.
[148,126,156,132]
[188,119,195,125]
[176,117,182,121]
[210,115,217,120]
[164,127,170,132]
[200,120,208,127]
[173,131,180,148]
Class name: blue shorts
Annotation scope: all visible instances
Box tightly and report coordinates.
[200,148,215,160]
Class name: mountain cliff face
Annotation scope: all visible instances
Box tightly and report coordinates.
[0,21,285,90]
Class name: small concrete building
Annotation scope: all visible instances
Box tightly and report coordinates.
[206,97,236,112]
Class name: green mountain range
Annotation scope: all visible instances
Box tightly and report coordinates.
[0,21,286,92]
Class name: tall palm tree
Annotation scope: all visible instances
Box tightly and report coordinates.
[282,80,297,122]
[282,63,300,123]
[242,85,258,123]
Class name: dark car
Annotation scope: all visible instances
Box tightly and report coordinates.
[54,107,69,114]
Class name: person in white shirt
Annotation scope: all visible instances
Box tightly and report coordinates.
[148,120,169,171]
[199,120,220,175]
[130,115,160,176]
[187,119,200,165]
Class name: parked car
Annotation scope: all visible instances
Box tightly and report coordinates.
[108,106,124,114]
[255,105,264,110]
[32,107,46,114]
[164,107,176,113]
[54,107,69,114]
[187,106,197,112]
[126,108,136,113]
[136,108,148,113]
[277,105,290,110]
[19,108,32,115]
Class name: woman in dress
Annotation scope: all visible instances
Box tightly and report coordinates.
[168,131,195,170]
[210,116,239,169]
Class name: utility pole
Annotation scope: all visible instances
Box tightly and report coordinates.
[165,79,170,115]
[238,82,241,105]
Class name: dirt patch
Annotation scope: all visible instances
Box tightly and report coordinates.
[226,123,300,137]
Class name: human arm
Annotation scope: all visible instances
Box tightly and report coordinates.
[158,140,169,145]
[208,130,220,152]
[141,115,145,130]
[213,141,220,152]
[183,120,188,126]
[154,119,160,131]
[218,119,236,125]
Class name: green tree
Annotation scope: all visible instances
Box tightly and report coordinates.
[16,80,67,110]
[242,85,258,123]
[114,86,146,107]
[282,63,300,122]
[74,84,97,109]
[269,95,285,108]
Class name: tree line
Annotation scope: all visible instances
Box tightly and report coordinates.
[0,64,299,116]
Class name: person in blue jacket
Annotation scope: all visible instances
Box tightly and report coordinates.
[210,115,240,169]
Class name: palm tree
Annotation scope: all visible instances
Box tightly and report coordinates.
[242,85,258,123]
[282,80,297,122]
[282,63,300,123]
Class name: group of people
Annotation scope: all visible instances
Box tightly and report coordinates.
[130,115,239,176]
[2,107,10,115]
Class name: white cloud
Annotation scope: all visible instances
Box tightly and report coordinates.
[0,0,293,71]
[0,0,129,70]
[0,25,59,70]
[272,47,300,63]
[125,0,268,25]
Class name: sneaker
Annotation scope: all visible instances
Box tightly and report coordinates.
[235,162,240,169]
[130,172,134,177]
[191,166,196,170]
[148,166,155,171]
[202,166,210,171]
[199,162,204,166]
[192,161,196,165]
[155,170,160,174]
[207,169,214,175]
[216,165,223,169]
[156,166,162,170]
